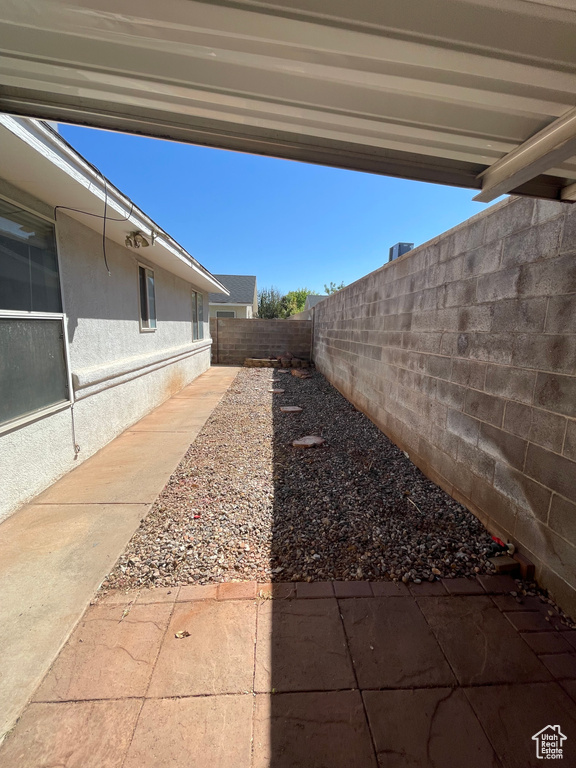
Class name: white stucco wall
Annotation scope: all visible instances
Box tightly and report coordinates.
[0,186,211,522]
[209,303,252,319]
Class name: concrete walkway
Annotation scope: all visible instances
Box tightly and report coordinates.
[2,577,576,767]
[0,366,240,739]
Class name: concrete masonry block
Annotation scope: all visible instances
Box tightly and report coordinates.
[560,206,576,254]
[503,401,532,439]
[484,364,536,404]
[511,334,576,376]
[545,294,576,334]
[529,408,568,454]
[464,389,505,427]
[446,409,480,445]
[490,297,548,333]
[518,253,576,297]
[484,197,534,244]
[534,373,576,419]
[451,359,487,390]
[476,266,521,304]
[548,494,576,546]
[493,465,551,518]
[501,217,563,269]
[478,422,527,471]
[524,443,576,504]
[564,421,576,462]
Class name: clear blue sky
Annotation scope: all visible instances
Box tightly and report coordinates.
[58,123,497,295]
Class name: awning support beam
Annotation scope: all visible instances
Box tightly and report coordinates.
[474,106,576,203]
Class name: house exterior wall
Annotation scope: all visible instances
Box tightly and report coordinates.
[209,303,252,319]
[0,187,211,522]
[314,196,576,615]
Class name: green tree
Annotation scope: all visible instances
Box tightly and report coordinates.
[324,281,346,295]
[281,287,314,317]
[257,286,285,318]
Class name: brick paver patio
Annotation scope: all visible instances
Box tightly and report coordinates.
[2,576,576,767]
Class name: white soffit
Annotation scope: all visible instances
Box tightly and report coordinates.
[0,116,228,294]
[0,0,575,200]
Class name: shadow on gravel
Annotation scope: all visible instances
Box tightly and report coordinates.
[265,366,493,766]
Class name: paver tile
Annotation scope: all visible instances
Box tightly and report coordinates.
[254,598,354,692]
[522,632,574,655]
[505,610,559,632]
[333,581,373,598]
[147,599,256,696]
[34,603,171,701]
[465,682,576,768]
[561,680,576,704]
[442,577,485,595]
[419,596,551,685]
[136,587,179,604]
[0,700,141,768]
[97,590,139,606]
[566,631,576,650]
[257,582,295,599]
[539,653,576,679]
[369,582,409,596]
[364,688,498,768]
[253,691,377,768]
[340,597,455,688]
[491,594,547,612]
[295,581,334,598]
[476,574,518,593]
[123,695,252,768]
[408,581,447,596]
[177,583,218,601]
[217,581,257,600]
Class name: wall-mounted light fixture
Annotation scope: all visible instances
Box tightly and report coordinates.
[125,230,156,248]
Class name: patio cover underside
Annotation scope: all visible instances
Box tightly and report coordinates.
[1,0,576,201]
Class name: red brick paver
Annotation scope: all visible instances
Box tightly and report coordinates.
[3,580,576,768]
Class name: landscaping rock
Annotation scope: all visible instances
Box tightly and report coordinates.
[292,436,325,448]
[100,368,499,593]
[281,406,303,413]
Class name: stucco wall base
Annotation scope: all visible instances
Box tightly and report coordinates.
[0,349,210,523]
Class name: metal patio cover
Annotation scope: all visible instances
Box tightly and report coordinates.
[1,0,576,202]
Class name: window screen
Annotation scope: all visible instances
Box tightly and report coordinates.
[0,318,69,425]
[217,311,235,318]
[192,291,204,340]
[139,266,156,329]
[0,198,61,313]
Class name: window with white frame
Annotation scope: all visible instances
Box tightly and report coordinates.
[217,310,235,318]
[192,290,204,340]
[138,264,156,330]
[0,197,70,428]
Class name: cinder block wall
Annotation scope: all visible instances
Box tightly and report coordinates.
[314,196,576,613]
[210,318,312,364]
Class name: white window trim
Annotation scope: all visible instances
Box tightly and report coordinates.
[216,310,236,318]
[0,195,73,434]
[137,262,157,332]
[0,310,74,435]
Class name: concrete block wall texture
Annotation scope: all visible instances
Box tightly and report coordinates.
[210,318,312,364]
[314,196,576,615]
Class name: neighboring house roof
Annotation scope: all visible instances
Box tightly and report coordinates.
[304,295,328,310]
[209,275,257,304]
[0,115,228,295]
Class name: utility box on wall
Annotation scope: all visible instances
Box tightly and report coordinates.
[388,242,414,262]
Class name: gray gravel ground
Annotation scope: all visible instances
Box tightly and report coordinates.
[101,367,503,592]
